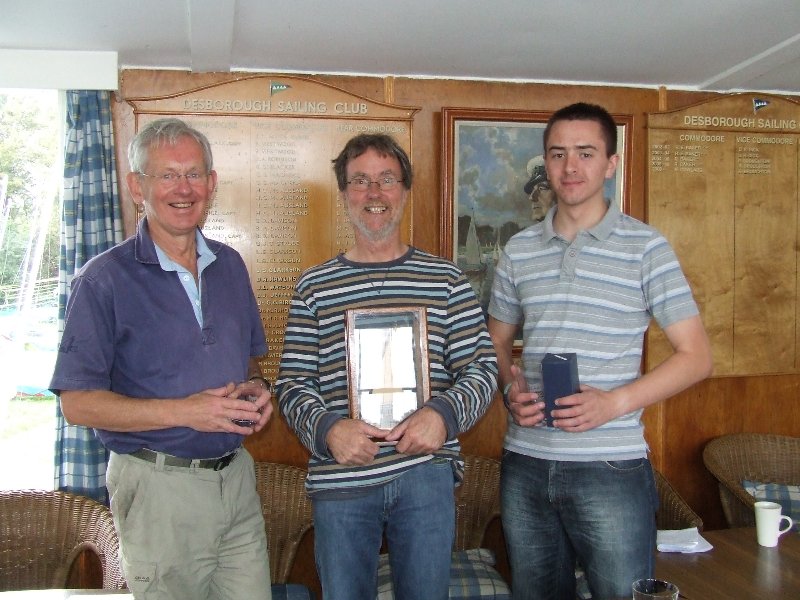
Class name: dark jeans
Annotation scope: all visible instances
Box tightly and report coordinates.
[501,451,657,600]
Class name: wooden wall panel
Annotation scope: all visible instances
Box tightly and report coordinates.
[646,95,800,376]
[734,150,798,374]
[647,129,736,373]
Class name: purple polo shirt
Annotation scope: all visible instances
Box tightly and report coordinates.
[49,218,268,458]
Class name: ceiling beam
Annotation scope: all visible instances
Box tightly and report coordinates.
[702,33,800,91]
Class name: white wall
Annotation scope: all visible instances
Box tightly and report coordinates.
[0,50,118,90]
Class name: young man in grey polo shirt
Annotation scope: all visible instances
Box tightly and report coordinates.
[488,102,712,600]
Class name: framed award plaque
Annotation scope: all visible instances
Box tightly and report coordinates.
[345,306,430,430]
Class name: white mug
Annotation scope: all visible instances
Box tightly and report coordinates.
[754,500,794,547]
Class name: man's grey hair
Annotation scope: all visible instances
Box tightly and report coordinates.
[128,118,214,174]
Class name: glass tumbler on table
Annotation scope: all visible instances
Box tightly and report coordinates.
[632,578,679,599]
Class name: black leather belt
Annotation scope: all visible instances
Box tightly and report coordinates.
[129,448,239,471]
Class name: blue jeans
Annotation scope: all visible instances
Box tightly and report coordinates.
[501,451,657,600]
[312,459,455,600]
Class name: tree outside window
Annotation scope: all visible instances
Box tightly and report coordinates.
[0,89,61,490]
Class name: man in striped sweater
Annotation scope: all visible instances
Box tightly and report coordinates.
[276,134,498,600]
[488,103,713,600]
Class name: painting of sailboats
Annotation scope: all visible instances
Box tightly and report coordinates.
[448,113,624,316]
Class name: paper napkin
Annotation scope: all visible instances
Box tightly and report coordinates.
[656,527,714,553]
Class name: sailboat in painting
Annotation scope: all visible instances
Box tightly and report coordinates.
[460,212,486,300]
[462,214,485,270]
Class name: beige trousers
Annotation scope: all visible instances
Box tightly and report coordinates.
[107,448,271,600]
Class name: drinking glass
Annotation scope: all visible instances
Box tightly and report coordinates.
[632,578,679,599]
[231,380,265,427]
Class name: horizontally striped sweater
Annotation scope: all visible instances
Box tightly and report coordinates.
[276,246,498,496]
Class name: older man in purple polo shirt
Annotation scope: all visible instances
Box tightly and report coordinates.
[50,118,273,600]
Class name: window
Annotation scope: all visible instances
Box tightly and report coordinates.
[0,88,61,490]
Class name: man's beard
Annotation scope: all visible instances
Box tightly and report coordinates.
[349,204,405,243]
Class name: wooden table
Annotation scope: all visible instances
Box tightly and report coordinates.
[655,527,800,599]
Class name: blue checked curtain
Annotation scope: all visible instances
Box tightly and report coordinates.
[54,90,124,504]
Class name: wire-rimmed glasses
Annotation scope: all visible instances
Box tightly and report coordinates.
[346,175,404,192]
[138,171,209,188]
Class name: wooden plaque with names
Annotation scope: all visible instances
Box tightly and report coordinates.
[127,76,419,380]
[647,93,800,376]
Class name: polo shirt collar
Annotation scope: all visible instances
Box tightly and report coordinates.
[133,217,223,265]
[542,198,619,242]
[542,207,558,242]
[589,199,620,241]
[153,230,216,274]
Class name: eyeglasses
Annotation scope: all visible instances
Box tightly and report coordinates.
[346,175,404,192]
[138,172,209,188]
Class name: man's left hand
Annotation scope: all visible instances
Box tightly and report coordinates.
[384,406,447,454]
[550,384,623,432]
[227,382,273,434]
[249,385,274,432]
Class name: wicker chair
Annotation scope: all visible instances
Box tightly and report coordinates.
[455,454,502,551]
[703,433,800,527]
[0,489,125,591]
[253,461,314,585]
[653,468,704,530]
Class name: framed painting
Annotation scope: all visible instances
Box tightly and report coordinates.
[441,107,631,322]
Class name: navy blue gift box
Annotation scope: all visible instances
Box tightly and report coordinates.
[541,353,580,427]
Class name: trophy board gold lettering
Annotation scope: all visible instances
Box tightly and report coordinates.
[647,93,800,376]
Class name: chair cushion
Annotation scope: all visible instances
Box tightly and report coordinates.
[377,548,511,599]
[742,479,800,531]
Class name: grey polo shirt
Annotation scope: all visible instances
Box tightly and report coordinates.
[489,200,699,461]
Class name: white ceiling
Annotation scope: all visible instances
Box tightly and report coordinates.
[3,0,800,94]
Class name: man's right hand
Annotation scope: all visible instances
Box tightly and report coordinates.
[506,364,546,427]
[326,419,388,465]
[184,382,267,433]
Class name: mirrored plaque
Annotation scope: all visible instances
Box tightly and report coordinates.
[345,306,430,430]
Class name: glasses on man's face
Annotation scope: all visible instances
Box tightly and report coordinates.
[346,174,403,192]
[138,171,209,188]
